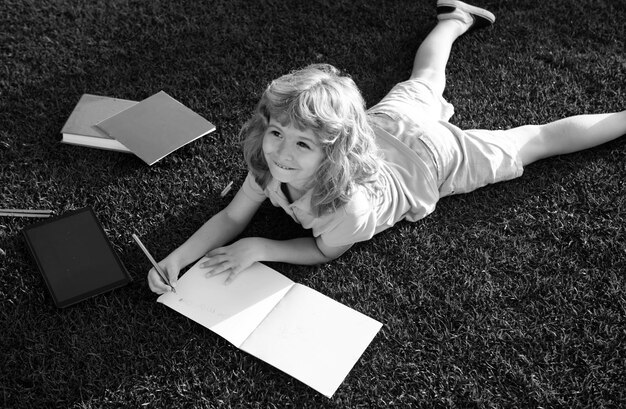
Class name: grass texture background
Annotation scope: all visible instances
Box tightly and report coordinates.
[1,0,625,407]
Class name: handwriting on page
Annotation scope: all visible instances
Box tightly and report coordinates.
[176,297,228,320]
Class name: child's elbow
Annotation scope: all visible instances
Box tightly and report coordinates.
[319,251,340,264]
[315,239,352,262]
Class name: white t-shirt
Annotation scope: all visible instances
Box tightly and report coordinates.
[241,115,440,248]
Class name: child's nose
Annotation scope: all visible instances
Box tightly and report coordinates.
[277,140,293,160]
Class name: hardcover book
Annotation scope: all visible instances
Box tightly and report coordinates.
[60,94,137,152]
[96,91,216,165]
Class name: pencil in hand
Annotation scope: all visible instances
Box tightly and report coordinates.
[132,233,176,293]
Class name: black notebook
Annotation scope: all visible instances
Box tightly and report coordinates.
[23,207,131,308]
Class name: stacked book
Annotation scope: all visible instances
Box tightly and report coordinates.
[61,91,215,165]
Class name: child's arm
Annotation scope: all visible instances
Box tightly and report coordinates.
[202,235,352,284]
[147,187,263,294]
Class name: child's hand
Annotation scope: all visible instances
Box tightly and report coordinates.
[147,258,180,294]
[201,237,260,284]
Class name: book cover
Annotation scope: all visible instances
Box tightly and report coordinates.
[157,259,382,397]
[60,94,138,152]
[22,207,131,308]
[95,91,216,165]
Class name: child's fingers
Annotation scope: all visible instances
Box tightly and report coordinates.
[159,270,178,291]
[204,247,226,259]
[147,268,171,294]
[200,250,229,267]
[200,258,217,269]
[201,250,249,284]
[203,261,244,285]
[203,258,233,278]
[205,268,229,278]
[201,255,224,270]
[224,270,241,285]
[159,264,179,291]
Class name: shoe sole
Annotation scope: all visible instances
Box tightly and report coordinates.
[437,0,496,30]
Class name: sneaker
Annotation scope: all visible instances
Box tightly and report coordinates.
[436,0,496,31]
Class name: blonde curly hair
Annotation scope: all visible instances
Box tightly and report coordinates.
[241,64,381,216]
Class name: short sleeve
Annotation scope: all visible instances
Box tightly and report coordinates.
[314,190,378,248]
[241,172,267,203]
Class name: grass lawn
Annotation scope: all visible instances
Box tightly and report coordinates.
[1,0,625,407]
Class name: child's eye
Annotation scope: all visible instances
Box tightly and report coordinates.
[271,131,281,138]
[297,142,311,150]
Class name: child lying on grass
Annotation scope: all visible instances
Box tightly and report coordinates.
[148,0,625,292]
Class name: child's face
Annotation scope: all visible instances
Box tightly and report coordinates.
[262,118,325,192]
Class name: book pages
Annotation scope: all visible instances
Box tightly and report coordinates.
[157,258,382,397]
[240,284,382,397]
[158,259,294,347]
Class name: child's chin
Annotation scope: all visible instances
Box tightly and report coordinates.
[269,167,294,182]
[269,173,290,184]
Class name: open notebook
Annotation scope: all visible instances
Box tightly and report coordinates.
[158,259,382,397]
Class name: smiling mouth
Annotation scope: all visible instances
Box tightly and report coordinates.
[273,160,296,171]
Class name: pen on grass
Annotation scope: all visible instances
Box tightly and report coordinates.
[220,181,233,197]
[131,233,176,293]
[0,209,53,218]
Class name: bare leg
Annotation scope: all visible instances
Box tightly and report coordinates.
[504,111,626,166]
[411,1,495,95]
[410,19,468,96]
[412,3,625,166]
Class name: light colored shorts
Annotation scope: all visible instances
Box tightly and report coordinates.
[367,78,524,197]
